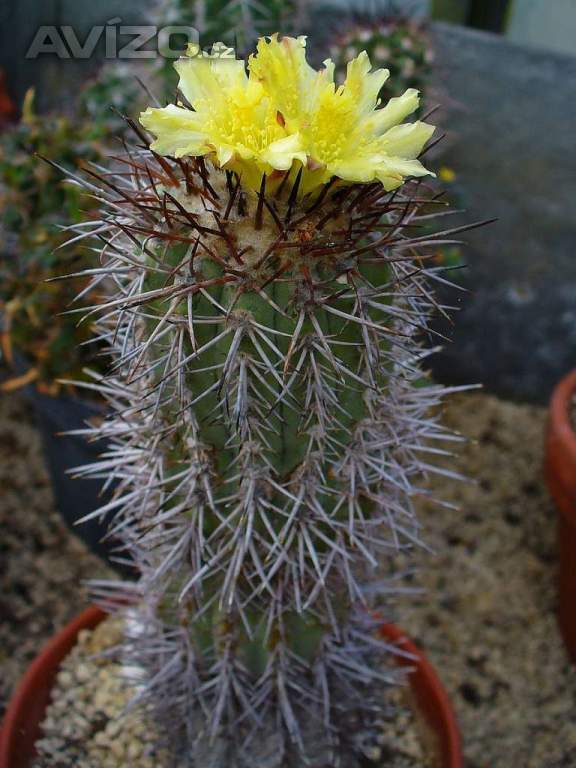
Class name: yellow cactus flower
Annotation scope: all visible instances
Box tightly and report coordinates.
[140,36,435,195]
[141,47,306,190]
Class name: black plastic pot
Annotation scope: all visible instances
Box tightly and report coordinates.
[6,351,131,573]
[25,384,132,575]
[30,388,106,546]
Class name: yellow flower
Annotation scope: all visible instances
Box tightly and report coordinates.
[141,45,306,190]
[140,36,435,195]
[438,165,457,183]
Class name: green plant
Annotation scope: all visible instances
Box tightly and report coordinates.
[63,36,475,766]
[0,91,106,391]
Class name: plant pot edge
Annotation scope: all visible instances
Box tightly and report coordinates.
[0,608,462,768]
[545,368,576,662]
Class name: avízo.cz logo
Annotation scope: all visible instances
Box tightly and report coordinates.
[25,18,234,60]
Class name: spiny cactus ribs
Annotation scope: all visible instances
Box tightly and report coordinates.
[60,77,478,768]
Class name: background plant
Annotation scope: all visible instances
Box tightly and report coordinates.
[0,91,106,391]
[64,36,474,767]
[329,17,433,104]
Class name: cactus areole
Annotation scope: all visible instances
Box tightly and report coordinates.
[65,34,470,768]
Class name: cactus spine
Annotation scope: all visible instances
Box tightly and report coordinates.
[67,36,469,768]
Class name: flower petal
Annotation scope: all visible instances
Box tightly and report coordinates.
[140,105,208,157]
[260,133,307,171]
[248,35,315,122]
[368,88,421,135]
[175,55,248,109]
[377,156,434,187]
[341,51,390,113]
[379,121,435,159]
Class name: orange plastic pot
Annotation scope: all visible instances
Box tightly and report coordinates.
[545,369,576,662]
[0,608,462,768]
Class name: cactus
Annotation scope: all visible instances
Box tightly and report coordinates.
[66,35,473,767]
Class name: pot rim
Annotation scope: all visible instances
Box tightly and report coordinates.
[0,607,103,768]
[547,369,576,528]
[549,369,576,463]
[378,623,461,767]
[0,608,462,768]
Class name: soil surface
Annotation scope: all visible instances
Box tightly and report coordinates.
[1,388,575,767]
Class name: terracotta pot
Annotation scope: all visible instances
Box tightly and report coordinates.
[545,369,576,662]
[0,608,462,768]
[382,624,461,767]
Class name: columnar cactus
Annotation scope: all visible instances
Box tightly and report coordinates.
[69,35,470,767]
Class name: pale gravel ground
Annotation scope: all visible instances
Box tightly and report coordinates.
[1,389,575,766]
[406,393,576,768]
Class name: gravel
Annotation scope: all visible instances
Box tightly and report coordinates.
[406,393,576,768]
[1,388,575,766]
[32,617,429,768]
[32,618,169,768]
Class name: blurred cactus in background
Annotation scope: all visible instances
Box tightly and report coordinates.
[155,0,310,55]
[151,0,310,101]
[330,17,433,104]
[78,63,145,136]
[61,35,475,767]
